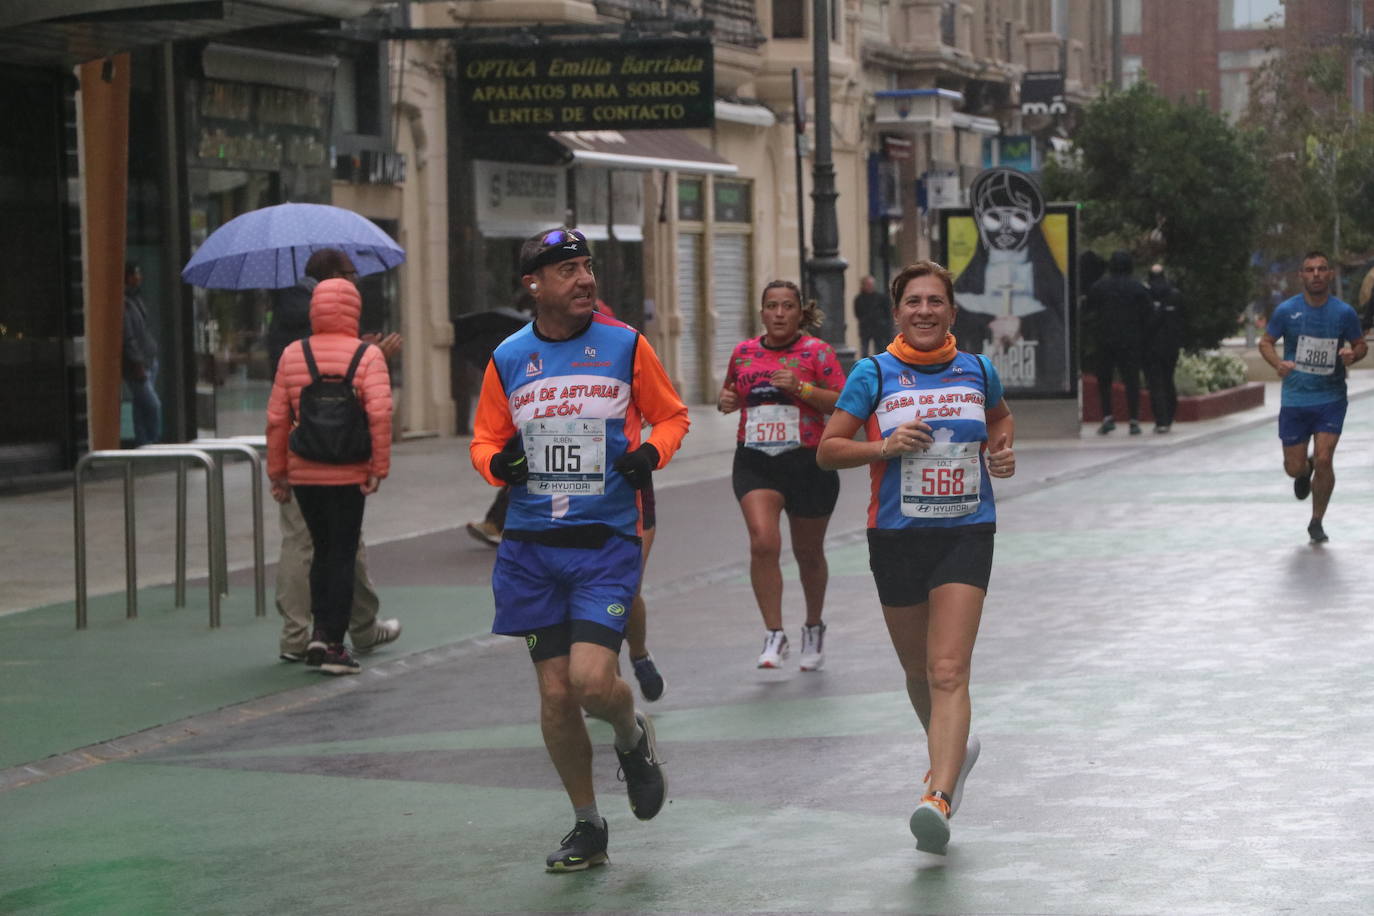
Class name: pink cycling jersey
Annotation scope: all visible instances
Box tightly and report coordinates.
[724,334,844,450]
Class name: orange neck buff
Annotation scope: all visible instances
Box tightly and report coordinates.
[886,332,957,366]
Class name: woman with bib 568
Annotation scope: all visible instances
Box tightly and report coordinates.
[818,261,1015,855]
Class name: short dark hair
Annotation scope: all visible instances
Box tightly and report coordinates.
[304,248,354,281]
[1302,250,1330,266]
[889,260,955,307]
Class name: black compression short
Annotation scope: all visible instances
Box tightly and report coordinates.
[731,445,840,518]
[867,525,995,606]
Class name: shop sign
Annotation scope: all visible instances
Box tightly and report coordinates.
[474,160,567,237]
[983,135,1037,173]
[1020,71,1067,116]
[921,169,962,212]
[455,38,714,132]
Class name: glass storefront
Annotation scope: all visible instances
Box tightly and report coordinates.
[0,65,78,477]
[183,72,333,437]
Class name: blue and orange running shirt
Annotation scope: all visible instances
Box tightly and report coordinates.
[723,334,844,454]
[470,312,689,541]
[1265,294,1363,407]
[836,351,1004,530]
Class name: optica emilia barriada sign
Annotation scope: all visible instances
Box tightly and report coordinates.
[454,38,715,132]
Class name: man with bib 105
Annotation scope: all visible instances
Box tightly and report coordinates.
[1259,250,1367,544]
[469,227,690,872]
[818,260,1015,857]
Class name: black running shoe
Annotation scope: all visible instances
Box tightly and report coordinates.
[545,818,609,872]
[1308,520,1329,544]
[632,654,666,702]
[1294,459,1313,500]
[616,711,667,820]
[304,638,327,668]
[318,643,361,675]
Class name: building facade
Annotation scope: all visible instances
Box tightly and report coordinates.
[1121,0,1374,120]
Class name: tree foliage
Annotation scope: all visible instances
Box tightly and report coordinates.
[1242,31,1374,281]
[1043,81,1264,350]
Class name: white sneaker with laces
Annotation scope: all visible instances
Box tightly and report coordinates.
[354,618,402,654]
[756,629,789,668]
[799,623,826,671]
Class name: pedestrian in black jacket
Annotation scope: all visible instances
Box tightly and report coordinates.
[1145,264,1184,433]
[1086,250,1151,434]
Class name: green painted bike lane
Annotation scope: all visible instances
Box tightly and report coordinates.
[6,407,1374,913]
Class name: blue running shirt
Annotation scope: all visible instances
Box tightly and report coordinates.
[1266,294,1362,407]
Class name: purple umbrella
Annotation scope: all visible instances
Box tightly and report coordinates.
[181,202,405,289]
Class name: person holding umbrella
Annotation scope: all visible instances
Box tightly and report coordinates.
[181,206,407,664]
[270,249,403,664]
[266,277,393,675]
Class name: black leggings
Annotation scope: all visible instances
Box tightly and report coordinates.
[293,484,367,643]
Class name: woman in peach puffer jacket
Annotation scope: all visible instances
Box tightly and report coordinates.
[266,277,392,675]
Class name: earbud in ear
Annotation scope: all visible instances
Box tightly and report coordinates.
[530,283,538,290]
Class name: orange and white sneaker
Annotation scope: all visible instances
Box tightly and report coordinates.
[919,733,981,816]
[909,791,952,855]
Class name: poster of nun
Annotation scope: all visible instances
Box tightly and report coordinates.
[939,168,1078,397]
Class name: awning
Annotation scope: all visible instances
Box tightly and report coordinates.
[0,0,382,68]
[552,130,738,176]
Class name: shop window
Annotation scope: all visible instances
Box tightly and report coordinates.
[714,180,752,224]
[678,178,704,221]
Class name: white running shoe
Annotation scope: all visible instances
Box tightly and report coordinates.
[950,734,980,816]
[798,623,826,671]
[756,629,789,668]
[920,733,981,817]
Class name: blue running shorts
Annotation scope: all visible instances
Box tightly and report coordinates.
[1278,400,1347,447]
[491,537,642,638]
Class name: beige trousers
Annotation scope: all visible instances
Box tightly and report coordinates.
[276,495,383,654]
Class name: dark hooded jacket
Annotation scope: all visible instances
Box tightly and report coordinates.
[1145,271,1183,357]
[1086,251,1151,349]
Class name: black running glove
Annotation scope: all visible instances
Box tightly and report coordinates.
[490,446,529,485]
[613,443,659,490]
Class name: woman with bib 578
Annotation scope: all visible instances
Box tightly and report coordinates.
[717,280,844,671]
[818,261,1015,855]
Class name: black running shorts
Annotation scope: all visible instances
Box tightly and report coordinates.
[867,525,995,606]
[731,445,840,518]
[523,619,624,662]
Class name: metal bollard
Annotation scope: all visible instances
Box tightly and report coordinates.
[147,440,266,619]
[74,449,220,629]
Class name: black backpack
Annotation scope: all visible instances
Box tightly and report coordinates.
[289,338,373,464]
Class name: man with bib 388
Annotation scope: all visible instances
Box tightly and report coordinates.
[1259,250,1366,543]
[470,227,690,872]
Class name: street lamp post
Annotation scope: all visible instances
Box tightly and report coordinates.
[807,0,854,370]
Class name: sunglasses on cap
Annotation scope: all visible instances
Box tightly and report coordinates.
[537,228,587,247]
[521,227,592,275]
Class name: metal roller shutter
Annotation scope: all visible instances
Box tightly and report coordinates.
[710,233,751,392]
[675,232,704,403]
